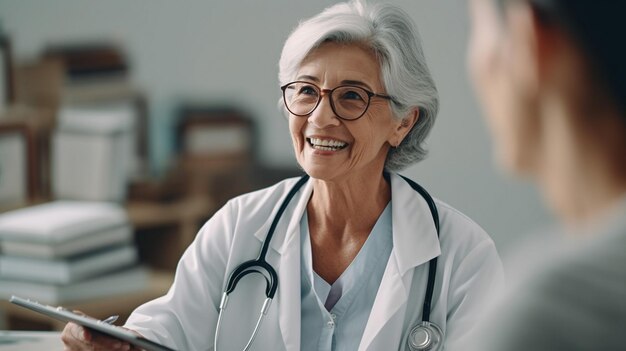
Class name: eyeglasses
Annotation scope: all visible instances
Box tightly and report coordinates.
[281,81,395,121]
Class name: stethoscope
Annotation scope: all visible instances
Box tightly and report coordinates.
[214,173,443,351]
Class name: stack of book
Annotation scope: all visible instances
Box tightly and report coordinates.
[42,42,150,182]
[0,201,148,304]
[52,106,133,202]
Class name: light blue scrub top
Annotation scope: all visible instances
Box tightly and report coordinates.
[300,203,393,351]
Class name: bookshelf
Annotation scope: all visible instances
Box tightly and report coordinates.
[0,42,217,330]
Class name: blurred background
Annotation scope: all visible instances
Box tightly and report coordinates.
[0,0,551,332]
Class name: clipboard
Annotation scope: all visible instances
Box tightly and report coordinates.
[9,295,177,351]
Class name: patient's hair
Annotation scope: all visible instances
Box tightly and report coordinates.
[496,0,626,118]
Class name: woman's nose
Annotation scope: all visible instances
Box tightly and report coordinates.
[307,96,341,128]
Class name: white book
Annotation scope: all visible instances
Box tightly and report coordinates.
[0,224,132,259]
[52,107,132,202]
[0,266,149,304]
[0,200,128,244]
[0,244,138,284]
[52,131,130,202]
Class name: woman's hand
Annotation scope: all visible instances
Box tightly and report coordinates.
[61,316,142,351]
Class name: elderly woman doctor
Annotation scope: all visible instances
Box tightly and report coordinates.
[62,1,502,350]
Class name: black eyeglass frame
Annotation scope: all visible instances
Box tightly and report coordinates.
[280,81,397,121]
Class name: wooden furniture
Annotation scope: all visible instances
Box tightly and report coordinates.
[127,194,215,270]
[0,107,56,206]
[0,48,219,333]
[0,271,173,331]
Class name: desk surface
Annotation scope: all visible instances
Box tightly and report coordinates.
[0,331,63,351]
[0,270,173,330]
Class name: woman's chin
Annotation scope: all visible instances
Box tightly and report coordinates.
[301,166,338,181]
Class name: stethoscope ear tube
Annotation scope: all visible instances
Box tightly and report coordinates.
[223,175,310,299]
[256,175,311,263]
[225,261,278,298]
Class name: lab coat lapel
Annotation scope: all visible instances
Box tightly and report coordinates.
[359,173,441,351]
[253,178,313,351]
[358,252,412,350]
[389,174,440,273]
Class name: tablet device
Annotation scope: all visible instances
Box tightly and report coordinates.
[9,295,177,351]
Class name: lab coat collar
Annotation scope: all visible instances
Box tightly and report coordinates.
[390,173,441,274]
[252,177,313,254]
[251,174,441,270]
[274,178,312,350]
[249,174,441,350]
[252,177,313,351]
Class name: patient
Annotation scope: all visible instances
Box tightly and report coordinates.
[461,0,626,349]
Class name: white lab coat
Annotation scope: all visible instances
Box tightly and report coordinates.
[125,173,503,351]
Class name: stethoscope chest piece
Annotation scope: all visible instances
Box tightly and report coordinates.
[407,321,443,351]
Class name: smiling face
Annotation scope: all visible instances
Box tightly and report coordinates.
[288,42,409,182]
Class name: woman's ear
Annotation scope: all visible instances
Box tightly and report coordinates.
[506,1,562,97]
[391,108,419,146]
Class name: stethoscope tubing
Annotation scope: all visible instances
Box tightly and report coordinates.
[215,175,309,351]
[215,173,440,351]
[395,173,440,322]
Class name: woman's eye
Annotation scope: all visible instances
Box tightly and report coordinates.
[341,90,365,101]
[298,85,318,96]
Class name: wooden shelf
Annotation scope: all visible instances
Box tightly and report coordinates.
[127,195,214,230]
[127,195,215,270]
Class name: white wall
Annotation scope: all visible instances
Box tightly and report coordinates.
[0,0,552,251]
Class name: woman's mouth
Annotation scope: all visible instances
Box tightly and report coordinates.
[307,137,348,151]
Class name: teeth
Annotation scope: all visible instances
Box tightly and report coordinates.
[308,138,347,150]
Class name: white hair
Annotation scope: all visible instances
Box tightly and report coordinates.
[278,0,439,170]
